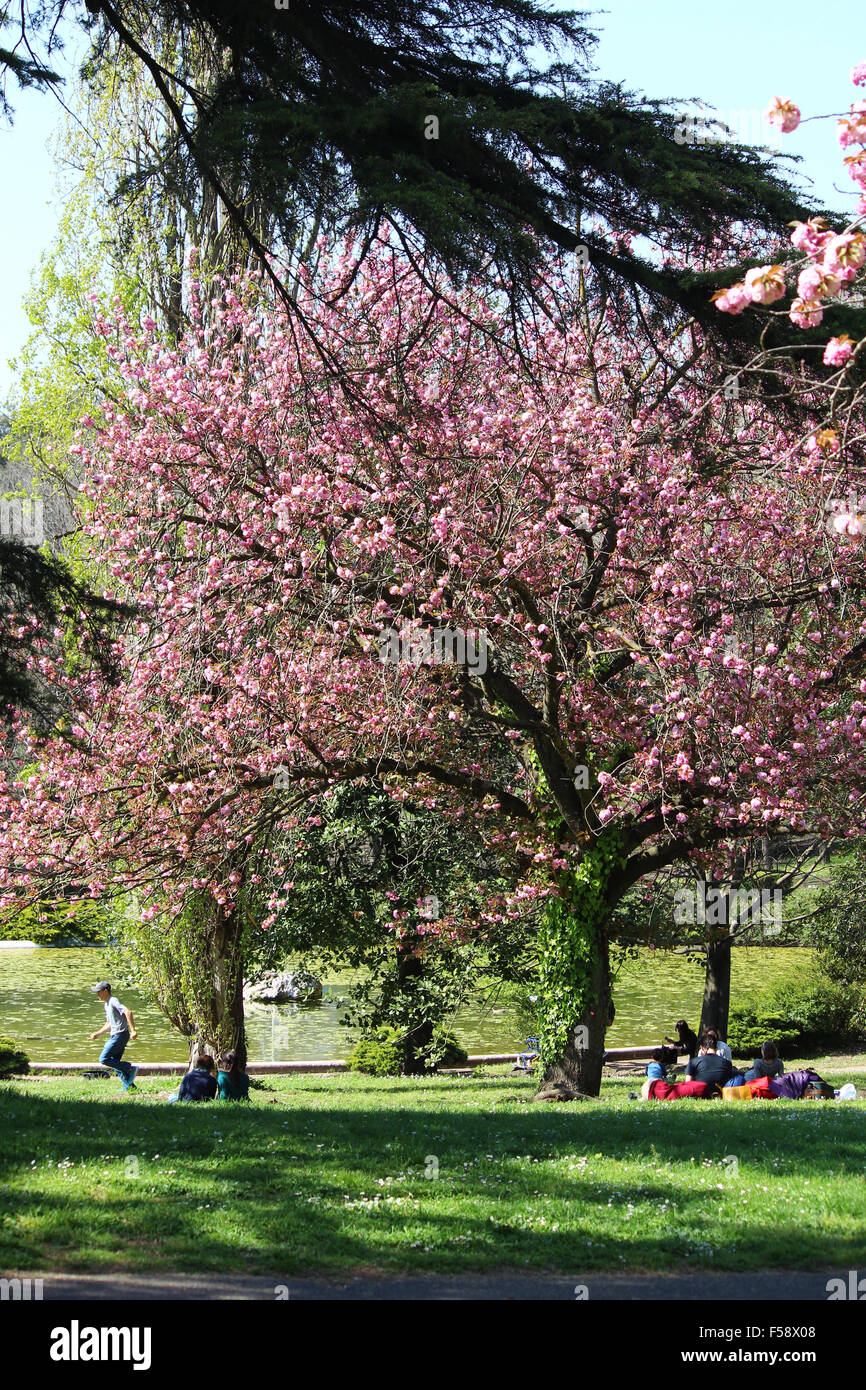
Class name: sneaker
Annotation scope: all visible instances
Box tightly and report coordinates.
[124,1066,138,1091]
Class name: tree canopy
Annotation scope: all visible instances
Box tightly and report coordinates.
[4,0,830,352]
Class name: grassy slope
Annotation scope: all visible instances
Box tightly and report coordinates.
[1,1065,864,1277]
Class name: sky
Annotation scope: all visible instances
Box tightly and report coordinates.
[0,1,858,403]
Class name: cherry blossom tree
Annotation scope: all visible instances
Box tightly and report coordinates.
[2,242,866,1095]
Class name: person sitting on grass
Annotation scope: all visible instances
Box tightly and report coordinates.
[217,1049,250,1102]
[665,1019,699,1061]
[684,1030,734,1095]
[745,1040,784,1083]
[159,1053,218,1103]
[646,1048,670,1081]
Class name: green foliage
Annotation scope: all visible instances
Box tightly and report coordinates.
[0,899,110,946]
[812,842,866,985]
[111,889,247,1053]
[428,1031,469,1069]
[726,1006,801,1058]
[537,835,624,1065]
[244,781,522,1067]
[766,976,866,1050]
[345,1027,404,1077]
[0,1036,29,1079]
[729,973,866,1055]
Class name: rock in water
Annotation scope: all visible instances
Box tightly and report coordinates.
[243,970,323,1004]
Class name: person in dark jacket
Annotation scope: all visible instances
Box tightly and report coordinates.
[684,1031,733,1093]
[178,1054,218,1101]
[160,1054,218,1103]
[665,1019,699,1061]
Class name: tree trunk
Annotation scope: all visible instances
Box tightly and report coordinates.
[395,943,433,1076]
[187,900,247,1070]
[699,938,732,1039]
[539,921,610,1098]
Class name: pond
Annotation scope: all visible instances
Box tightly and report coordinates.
[0,944,810,1063]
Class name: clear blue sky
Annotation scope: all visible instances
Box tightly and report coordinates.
[0,1,858,402]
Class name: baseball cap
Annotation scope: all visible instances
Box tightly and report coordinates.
[92,981,112,993]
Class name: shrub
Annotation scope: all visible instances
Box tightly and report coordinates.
[0,900,110,946]
[766,976,866,1051]
[0,1036,30,1079]
[726,1006,800,1058]
[728,975,866,1056]
[426,1031,469,1068]
[345,1026,404,1076]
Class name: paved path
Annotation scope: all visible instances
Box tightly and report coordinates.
[14,1268,843,1301]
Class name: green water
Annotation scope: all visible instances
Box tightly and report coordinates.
[0,944,810,1063]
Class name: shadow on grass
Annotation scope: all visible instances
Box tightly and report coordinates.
[2,1087,865,1276]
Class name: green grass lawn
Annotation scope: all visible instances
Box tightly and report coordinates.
[2,1063,865,1277]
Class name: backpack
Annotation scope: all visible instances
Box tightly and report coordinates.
[803,1074,835,1100]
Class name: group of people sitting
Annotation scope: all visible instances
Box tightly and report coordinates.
[644,1027,783,1099]
[158,1049,251,1103]
[639,1018,838,1101]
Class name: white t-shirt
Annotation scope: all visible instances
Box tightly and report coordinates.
[104,996,128,1034]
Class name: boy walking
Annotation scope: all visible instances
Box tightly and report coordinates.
[90,981,139,1092]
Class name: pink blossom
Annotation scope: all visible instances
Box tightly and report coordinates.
[789,298,823,328]
[851,62,866,86]
[711,282,751,314]
[823,334,855,366]
[789,218,831,256]
[744,265,786,305]
[844,150,866,189]
[766,97,800,132]
[823,233,866,274]
[832,511,866,538]
[797,265,841,301]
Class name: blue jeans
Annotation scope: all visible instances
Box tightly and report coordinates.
[99,1031,133,1083]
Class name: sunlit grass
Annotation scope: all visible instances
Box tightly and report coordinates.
[1,1066,864,1276]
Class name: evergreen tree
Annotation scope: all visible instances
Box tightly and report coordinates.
[8,0,828,350]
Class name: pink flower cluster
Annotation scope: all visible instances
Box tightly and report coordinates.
[715,66,866,370]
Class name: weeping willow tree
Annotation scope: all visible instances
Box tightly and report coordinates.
[113,882,252,1067]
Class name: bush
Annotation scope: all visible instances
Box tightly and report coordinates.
[345,1027,404,1076]
[0,899,110,946]
[427,1031,469,1068]
[766,977,866,1051]
[728,976,866,1056]
[0,1036,30,1079]
[726,1006,800,1058]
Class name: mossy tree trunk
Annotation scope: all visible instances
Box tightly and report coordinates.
[395,943,434,1076]
[536,836,622,1098]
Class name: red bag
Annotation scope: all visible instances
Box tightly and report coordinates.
[746,1075,776,1098]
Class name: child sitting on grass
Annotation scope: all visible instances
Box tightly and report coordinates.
[217,1049,250,1101]
[646,1048,670,1081]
